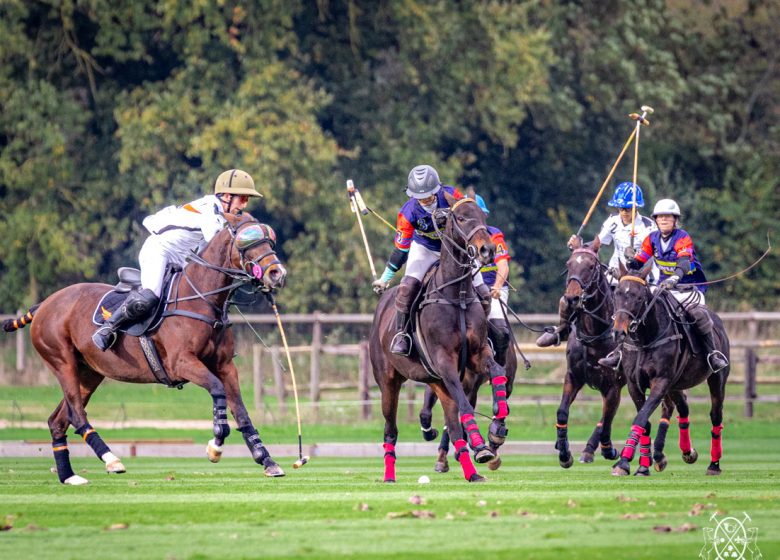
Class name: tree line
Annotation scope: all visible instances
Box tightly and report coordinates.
[1,0,777,315]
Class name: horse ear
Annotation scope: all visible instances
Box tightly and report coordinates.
[638,261,653,280]
[444,190,457,206]
[618,260,627,278]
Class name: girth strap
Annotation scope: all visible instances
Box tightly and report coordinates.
[138,335,187,389]
[162,308,230,330]
[624,333,682,352]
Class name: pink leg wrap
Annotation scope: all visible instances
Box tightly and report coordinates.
[383,443,396,482]
[491,375,509,419]
[710,425,723,462]
[639,434,652,468]
[621,424,644,460]
[678,416,692,454]
[454,438,477,481]
[461,413,485,449]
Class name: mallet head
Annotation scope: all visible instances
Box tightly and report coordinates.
[640,105,654,114]
[293,455,310,469]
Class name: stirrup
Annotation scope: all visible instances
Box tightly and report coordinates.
[706,351,729,372]
[390,332,412,356]
[92,327,117,351]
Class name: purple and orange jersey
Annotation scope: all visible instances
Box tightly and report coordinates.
[636,229,707,291]
[394,186,464,252]
[479,226,510,286]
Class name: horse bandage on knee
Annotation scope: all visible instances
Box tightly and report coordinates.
[711,424,723,462]
[383,443,396,482]
[639,435,652,468]
[678,416,692,454]
[490,373,509,419]
[454,438,477,481]
[621,424,644,460]
[52,437,76,483]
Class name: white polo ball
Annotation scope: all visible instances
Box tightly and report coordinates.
[417,475,430,484]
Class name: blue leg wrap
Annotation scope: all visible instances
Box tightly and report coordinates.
[75,423,110,458]
[52,437,76,483]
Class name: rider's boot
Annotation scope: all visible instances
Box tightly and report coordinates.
[475,283,492,316]
[92,288,159,351]
[390,277,421,356]
[598,348,622,370]
[689,306,729,372]
[536,296,573,347]
[488,319,511,367]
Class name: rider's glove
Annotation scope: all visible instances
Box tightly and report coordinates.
[624,246,636,260]
[661,275,680,290]
[373,266,396,295]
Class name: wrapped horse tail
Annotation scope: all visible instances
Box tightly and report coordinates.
[3,304,41,332]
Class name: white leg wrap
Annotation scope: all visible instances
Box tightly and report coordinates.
[63,474,89,486]
[101,452,120,464]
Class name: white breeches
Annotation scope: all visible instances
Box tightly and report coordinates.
[138,235,187,297]
[488,287,509,320]
[404,241,485,286]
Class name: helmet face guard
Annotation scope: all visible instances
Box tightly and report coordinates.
[609,182,644,208]
[406,164,441,198]
[214,169,263,198]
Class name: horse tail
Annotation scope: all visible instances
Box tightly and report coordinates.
[2,304,40,332]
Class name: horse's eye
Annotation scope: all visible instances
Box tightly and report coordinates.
[456,216,464,223]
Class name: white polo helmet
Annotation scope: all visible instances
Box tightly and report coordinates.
[651,198,681,217]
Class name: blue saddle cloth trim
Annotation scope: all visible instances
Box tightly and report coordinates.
[91,275,177,336]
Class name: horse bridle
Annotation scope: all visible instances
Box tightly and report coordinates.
[229,221,283,286]
[565,249,612,331]
[432,198,489,274]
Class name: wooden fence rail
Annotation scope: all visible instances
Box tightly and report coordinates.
[3,311,779,419]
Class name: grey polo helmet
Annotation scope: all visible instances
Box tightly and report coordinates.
[405,165,441,199]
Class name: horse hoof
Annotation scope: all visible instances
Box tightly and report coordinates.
[474,447,495,464]
[263,462,286,477]
[63,474,89,486]
[559,453,574,469]
[682,449,698,464]
[206,439,223,463]
[422,428,438,442]
[654,456,668,472]
[611,460,630,476]
[384,478,396,483]
[634,466,650,477]
[487,455,502,471]
[434,461,449,473]
[468,473,486,483]
[706,462,721,476]
[105,460,126,474]
[579,452,594,464]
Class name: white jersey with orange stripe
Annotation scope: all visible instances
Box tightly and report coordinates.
[141,194,227,257]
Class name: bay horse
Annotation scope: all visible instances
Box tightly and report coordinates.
[418,331,517,473]
[610,264,729,476]
[552,247,676,469]
[2,213,287,484]
[370,193,509,482]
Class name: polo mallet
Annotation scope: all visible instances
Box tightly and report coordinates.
[265,292,309,469]
[630,105,653,246]
[347,179,378,280]
[575,107,653,239]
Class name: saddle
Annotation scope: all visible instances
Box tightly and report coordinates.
[91,266,179,336]
[656,290,704,356]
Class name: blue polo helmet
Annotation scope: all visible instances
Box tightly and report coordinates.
[608,182,645,208]
[474,194,489,214]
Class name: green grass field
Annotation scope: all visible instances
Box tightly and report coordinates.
[1,447,778,560]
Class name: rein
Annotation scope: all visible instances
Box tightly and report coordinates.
[565,250,614,344]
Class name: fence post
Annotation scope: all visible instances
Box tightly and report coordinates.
[358,341,371,419]
[253,344,264,415]
[16,309,25,372]
[744,318,758,418]
[271,346,287,415]
[310,313,322,420]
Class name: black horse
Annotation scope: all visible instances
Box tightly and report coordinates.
[418,333,517,473]
[370,194,509,482]
[610,265,729,476]
[551,248,677,469]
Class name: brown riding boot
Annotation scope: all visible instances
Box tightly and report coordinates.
[390,277,422,356]
[536,296,572,347]
[688,306,729,372]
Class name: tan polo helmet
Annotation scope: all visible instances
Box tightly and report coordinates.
[214,169,263,197]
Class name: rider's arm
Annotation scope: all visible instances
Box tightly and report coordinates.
[377,212,414,283]
[491,231,510,292]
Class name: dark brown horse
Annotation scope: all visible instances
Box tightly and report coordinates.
[370,194,508,482]
[610,265,730,476]
[418,331,517,473]
[553,248,676,469]
[3,213,287,484]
